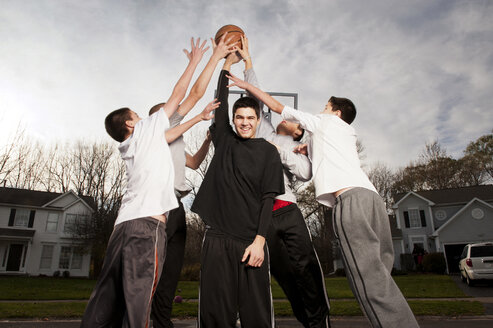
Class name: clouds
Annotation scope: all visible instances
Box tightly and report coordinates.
[1,0,492,168]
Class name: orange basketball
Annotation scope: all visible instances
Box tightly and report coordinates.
[214,24,245,49]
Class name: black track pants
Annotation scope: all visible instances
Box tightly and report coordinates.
[81,217,166,328]
[267,204,330,328]
[151,201,186,328]
[198,229,274,328]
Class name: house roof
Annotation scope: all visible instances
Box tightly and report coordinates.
[393,185,493,206]
[0,187,96,210]
[389,215,402,238]
[432,198,493,236]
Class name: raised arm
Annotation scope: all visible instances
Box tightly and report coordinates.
[227,70,284,114]
[161,38,209,118]
[211,54,240,141]
[177,33,235,117]
[185,131,212,170]
[164,99,218,143]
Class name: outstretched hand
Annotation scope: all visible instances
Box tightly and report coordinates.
[236,35,250,61]
[226,72,248,90]
[183,37,209,64]
[211,32,237,60]
[200,99,219,121]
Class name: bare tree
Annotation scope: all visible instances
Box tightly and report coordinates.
[60,140,125,277]
[295,182,335,273]
[0,126,26,186]
[184,127,214,198]
[367,162,396,212]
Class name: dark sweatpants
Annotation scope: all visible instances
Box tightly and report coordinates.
[198,229,274,328]
[268,204,330,328]
[333,188,419,328]
[151,201,187,328]
[81,217,167,328]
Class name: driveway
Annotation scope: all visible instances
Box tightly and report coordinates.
[450,274,493,314]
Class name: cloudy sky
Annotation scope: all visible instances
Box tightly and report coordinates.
[1,0,492,169]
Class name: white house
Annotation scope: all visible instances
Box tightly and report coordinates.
[0,187,94,277]
[392,185,493,273]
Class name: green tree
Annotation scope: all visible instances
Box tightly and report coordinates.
[463,131,493,183]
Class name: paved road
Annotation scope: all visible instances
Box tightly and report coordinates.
[1,317,493,328]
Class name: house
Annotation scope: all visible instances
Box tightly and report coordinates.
[0,187,95,277]
[392,185,493,273]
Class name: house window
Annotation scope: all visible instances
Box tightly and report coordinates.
[471,208,484,220]
[403,209,427,228]
[59,246,84,270]
[63,214,89,234]
[39,245,54,270]
[14,209,30,227]
[71,248,83,270]
[46,213,59,232]
[64,214,77,233]
[435,210,447,221]
[409,209,420,228]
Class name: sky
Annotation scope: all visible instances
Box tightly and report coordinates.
[1,0,492,169]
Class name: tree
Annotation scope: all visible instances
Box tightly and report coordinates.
[393,141,463,192]
[367,162,396,212]
[60,141,126,277]
[463,131,493,183]
[296,182,335,273]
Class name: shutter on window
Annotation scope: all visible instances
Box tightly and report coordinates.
[28,210,36,228]
[419,210,426,227]
[8,209,16,226]
[404,211,410,228]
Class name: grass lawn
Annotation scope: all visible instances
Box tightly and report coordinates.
[0,274,467,300]
[0,300,484,319]
[177,274,467,299]
[0,276,95,300]
[0,274,479,319]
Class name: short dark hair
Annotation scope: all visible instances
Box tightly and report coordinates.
[104,107,132,142]
[329,96,356,124]
[149,102,165,116]
[232,96,260,118]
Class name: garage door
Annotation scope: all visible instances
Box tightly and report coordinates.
[444,244,467,273]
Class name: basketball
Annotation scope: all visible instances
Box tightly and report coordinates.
[214,24,245,49]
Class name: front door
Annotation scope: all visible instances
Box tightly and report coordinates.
[6,244,24,271]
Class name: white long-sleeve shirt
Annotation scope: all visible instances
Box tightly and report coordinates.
[281,106,376,207]
[245,69,312,203]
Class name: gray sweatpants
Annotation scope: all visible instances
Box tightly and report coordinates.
[81,217,167,328]
[332,188,419,328]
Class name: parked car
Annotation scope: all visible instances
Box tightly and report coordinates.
[459,242,493,286]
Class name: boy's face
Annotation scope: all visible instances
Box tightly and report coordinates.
[278,121,304,141]
[233,107,259,139]
[323,101,341,117]
[126,110,142,129]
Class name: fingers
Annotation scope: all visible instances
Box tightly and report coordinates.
[219,31,229,43]
[241,247,250,263]
[247,253,263,267]
[211,37,216,49]
[200,38,208,50]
